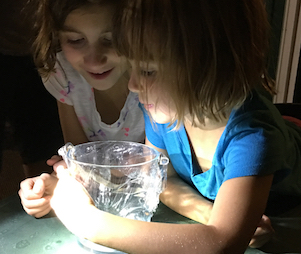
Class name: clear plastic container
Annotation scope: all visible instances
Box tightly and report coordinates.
[58,141,169,254]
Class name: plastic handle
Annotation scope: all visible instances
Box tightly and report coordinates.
[58,142,74,159]
[159,154,169,166]
[158,153,169,190]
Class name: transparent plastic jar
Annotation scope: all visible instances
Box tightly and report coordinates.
[59,141,169,254]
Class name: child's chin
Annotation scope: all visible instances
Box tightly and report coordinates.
[151,113,172,124]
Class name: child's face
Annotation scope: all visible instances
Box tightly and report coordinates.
[128,61,177,124]
[59,4,128,91]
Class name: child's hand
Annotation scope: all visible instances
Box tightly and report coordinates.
[47,155,67,172]
[19,173,58,218]
[249,214,275,248]
[50,166,95,238]
[19,154,66,218]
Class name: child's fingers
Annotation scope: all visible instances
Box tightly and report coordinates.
[258,214,274,232]
[19,177,44,199]
[33,178,45,195]
[52,160,68,173]
[55,165,69,179]
[46,155,63,166]
[249,215,275,248]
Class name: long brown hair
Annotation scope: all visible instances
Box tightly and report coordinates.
[114,0,275,126]
[30,0,119,78]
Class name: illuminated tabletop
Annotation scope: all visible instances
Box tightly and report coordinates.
[0,194,300,254]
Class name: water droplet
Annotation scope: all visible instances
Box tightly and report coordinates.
[15,240,30,249]
[30,232,38,238]
[45,245,53,250]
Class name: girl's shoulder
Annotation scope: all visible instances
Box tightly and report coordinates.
[221,89,300,167]
[220,91,301,187]
[44,52,82,87]
[43,52,91,106]
[227,90,284,133]
[221,90,291,165]
[55,52,83,81]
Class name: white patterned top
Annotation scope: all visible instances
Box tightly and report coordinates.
[43,52,145,143]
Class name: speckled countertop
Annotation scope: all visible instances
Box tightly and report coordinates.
[0,194,300,254]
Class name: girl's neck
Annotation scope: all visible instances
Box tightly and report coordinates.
[94,72,130,125]
[184,115,229,131]
[184,116,228,172]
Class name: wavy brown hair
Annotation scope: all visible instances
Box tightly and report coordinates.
[114,0,275,126]
[29,0,119,78]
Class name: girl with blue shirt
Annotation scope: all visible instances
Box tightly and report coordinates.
[49,0,301,253]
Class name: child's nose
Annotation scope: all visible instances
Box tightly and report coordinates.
[84,47,107,66]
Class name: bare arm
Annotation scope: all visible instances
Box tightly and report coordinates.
[57,101,88,144]
[147,138,274,248]
[51,164,273,254]
[145,137,213,224]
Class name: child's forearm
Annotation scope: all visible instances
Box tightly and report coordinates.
[159,175,213,224]
[82,206,232,254]
[51,166,255,254]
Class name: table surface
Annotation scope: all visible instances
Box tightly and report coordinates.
[0,193,301,254]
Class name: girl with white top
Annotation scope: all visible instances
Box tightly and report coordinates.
[19,0,144,218]
[37,0,144,144]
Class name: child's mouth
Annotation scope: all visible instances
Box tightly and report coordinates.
[143,104,154,110]
[88,68,113,80]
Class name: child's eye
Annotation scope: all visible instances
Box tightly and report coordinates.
[102,37,113,47]
[67,38,85,45]
[101,32,113,47]
[140,70,157,77]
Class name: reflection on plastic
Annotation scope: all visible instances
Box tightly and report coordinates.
[58,141,169,253]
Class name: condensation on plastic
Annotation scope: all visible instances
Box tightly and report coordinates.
[58,141,169,221]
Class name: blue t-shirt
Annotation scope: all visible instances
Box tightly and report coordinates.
[143,90,301,201]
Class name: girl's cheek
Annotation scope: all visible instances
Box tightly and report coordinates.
[61,45,82,59]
